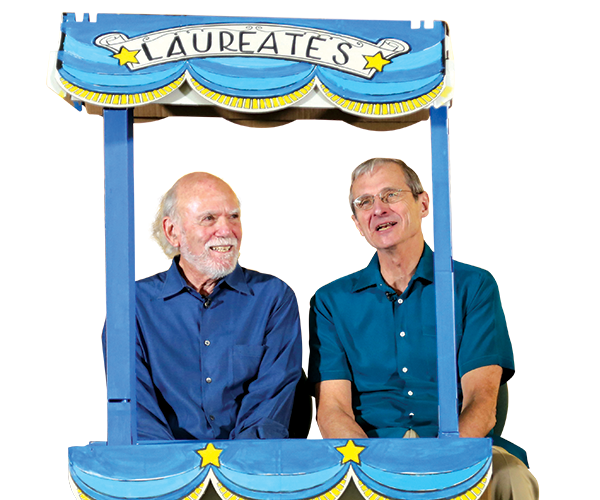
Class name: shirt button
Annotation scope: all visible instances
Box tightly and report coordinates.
[400,331,406,337]
[204,340,211,346]
[397,298,403,304]
[408,391,414,396]
[402,367,408,373]
[209,415,215,421]
[409,413,415,418]
[206,377,212,384]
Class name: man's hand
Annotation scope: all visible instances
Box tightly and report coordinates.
[315,380,368,439]
[459,365,502,438]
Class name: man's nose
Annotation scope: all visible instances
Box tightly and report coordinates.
[372,197,388,215]
[214,218,235,237]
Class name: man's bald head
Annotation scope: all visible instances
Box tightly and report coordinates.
[152,172,240,259]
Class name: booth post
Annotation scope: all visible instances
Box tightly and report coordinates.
[430,105,460,438]
[104,108,137,445]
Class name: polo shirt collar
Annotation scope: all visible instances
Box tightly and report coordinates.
[351,242,434,292]
[159,258,251,298]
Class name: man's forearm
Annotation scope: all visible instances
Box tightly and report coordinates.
[459,365,502,438]
[458,401,496,438]
[317,406,368,439]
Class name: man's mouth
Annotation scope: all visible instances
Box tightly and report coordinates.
[376,222,397,232]
[210,245,233,253]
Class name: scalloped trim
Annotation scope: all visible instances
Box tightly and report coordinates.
[318,80,445,118]
[188,78,316,112]
[69,462,490,500]
[59,75,186,107]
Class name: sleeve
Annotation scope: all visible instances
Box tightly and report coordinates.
[102,321,175,441]
[231,286,303,439]
[457,271,515,384]
[307,291,352,388]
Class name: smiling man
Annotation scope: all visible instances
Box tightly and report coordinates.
[104,172,302,441]
[308,159,538,499]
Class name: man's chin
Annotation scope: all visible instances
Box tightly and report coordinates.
[180,246,239,280]
[203,256,238,279]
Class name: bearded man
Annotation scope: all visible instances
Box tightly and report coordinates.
[104,172,302,441]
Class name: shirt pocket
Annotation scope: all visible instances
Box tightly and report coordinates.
[420,291,463,342]
[232,345,266,390]
[422,306,437,337]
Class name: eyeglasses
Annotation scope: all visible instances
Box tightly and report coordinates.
[352,188,409,211]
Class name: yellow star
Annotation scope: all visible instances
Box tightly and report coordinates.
[113,47,140,66]
[335,440,366,465]
[197,443,223,467]
[363,52,392,72]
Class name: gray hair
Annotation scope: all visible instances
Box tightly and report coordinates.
[349,158,424,214]
[152,180,181,259]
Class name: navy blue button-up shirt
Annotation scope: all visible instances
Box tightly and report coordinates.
[308,243,514,438]
[105,259,302,441]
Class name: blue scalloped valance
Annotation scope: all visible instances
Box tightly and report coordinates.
[55,14,452,117]
[69,439,491,500]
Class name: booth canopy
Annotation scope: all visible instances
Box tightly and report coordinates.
[52,14,452,123]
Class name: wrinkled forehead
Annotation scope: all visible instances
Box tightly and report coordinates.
[177,182,240,217]
[351,162,409,196]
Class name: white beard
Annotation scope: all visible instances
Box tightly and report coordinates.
[179,234,239,280]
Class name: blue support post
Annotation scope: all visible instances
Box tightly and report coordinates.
[104,108,137,445]
[430,105,460,438]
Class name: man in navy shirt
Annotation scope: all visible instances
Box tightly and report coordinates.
[105,172,302,441]
[308,159,538,499]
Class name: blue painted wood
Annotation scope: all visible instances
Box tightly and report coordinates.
[430,105,459,438]
[104,108,137,445]
[69,438,492,500]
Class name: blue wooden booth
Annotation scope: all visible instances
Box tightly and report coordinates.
[49,13,493,500]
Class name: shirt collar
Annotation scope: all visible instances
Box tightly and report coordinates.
[352,242,434,292]
[414,242,434,283]
[220,263,252,295]
[159,257,251,299]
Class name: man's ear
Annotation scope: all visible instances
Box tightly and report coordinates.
[352,214,365,237]
[163,217,180,248]
[419,192,430,218]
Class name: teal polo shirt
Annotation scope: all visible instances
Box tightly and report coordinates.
[308,243,514,438]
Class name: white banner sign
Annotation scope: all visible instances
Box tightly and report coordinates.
[95,23,410,79]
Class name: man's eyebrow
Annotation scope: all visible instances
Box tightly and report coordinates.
[357,186,399,197]
[196,210,216,218]
[196,208,240,218]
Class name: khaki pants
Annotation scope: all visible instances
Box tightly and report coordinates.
[402,431,539,499]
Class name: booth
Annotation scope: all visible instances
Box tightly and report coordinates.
[48,13,492,500]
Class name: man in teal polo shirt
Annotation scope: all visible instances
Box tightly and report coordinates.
[308,158,538,500]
